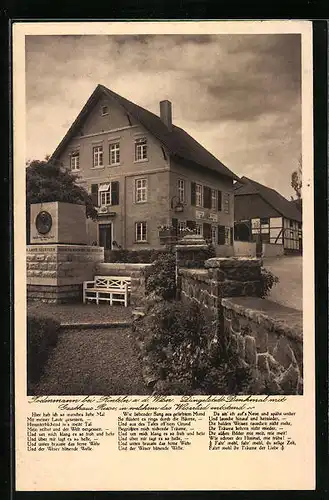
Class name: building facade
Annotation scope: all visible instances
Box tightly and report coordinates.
[234,177,302,254]
[51,84,239,253]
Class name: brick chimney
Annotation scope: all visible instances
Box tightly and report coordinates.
[160,100,172,131]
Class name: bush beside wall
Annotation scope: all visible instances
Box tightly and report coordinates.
[27,315,61,387]
[133,299,256,395]
[105,249,170,263]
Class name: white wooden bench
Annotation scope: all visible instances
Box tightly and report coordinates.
[83,276,131,307]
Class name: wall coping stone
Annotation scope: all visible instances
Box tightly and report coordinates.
[175,244,209,250]
[222,297,302,343]
[96,263,152,270]
[179,268,209,281]
[205,257,263,268]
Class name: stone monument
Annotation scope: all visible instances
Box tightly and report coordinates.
[27,202,104,303]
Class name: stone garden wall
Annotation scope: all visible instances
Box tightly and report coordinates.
[179,257,263,324]
[177,252,303,396]
[221,297,303,395]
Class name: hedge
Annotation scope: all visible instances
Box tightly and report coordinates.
[27,315,61,387]
[104,248,171,263]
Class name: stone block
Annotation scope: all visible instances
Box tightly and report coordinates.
[276,364,300,395]
[244,335,257,366]
[267,353,284,375]
[223,306,232,321]
[237,334,245,359]
[231,314,241,333]
[257,353,270,375]
[267,331,279,354]
[229,332,238,353]
[254,327,268,353]
[273,337,298,369]
[205,257,262,269]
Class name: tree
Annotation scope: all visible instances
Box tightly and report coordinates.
[26,159,97,242]
[291,156,302,200]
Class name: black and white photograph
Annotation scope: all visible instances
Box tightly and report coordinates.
[24,31,305,398]
[13,20,317,493]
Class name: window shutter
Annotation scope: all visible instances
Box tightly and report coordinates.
[230,227,234,245]
[217,190,222,211]
[91,184,98,206]
[203,222,212,241]
[187,220,196,230]
[172,218,178,236]
[191,182,196,206]
[203,187,212,209]
[111,181,119,206]
[218,225,225,245]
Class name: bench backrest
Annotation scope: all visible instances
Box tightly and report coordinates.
[94,276,131,290]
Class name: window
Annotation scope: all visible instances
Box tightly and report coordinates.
[223,193,230,214]
[178,179,185,203]
[211,189,217,210]
[195,223,203,236]
[100,189,112,206]
[260,217,270,225]
[135,178,148,203]
[196,184,203,207]
[101,106,108,116]
[98,182,119,206]
[135,222,147,242]
[93,145,103,167]
[70,151,80,171]
[109,143,120,165]
[211,226,217,245]
[135,137,147,161]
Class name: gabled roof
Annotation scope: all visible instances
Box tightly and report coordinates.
[234,176,302,222]
[51,84,239,181]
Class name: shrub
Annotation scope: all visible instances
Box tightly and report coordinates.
[27,315,61,386]
[260,267,279,298]
[145,252,176,300]
[134,300,256,395]
[104,249,169,263]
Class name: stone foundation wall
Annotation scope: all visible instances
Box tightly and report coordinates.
[27,284,82,304]
[222,297,303,395]
[27,245,104,303]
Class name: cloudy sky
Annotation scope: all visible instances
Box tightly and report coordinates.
[25,33,301,198]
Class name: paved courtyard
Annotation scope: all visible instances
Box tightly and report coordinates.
[262,256,302,311]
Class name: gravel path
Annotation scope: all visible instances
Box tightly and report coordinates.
[31,327,149,396]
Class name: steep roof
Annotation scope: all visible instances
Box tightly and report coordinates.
[51,84,239,181]
[234,176,302,222]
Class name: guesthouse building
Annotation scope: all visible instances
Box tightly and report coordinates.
[50,84,239,254]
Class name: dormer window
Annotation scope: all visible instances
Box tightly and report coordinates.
[101,105,109,116]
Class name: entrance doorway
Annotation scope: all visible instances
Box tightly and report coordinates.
[99,223,112,250]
